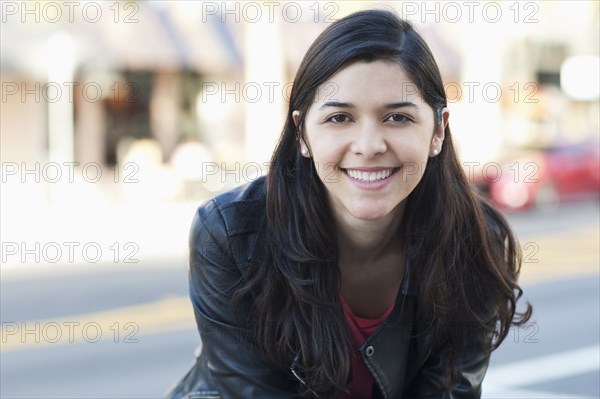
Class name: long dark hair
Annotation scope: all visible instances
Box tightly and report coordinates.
[237,9,531,396]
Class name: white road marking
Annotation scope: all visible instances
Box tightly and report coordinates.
[484,344,600,389]
[483,387,593,399]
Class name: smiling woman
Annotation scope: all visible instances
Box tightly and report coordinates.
[295,60,446,223]
[167,9,531,399]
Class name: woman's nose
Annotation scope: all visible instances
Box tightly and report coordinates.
[349,122,388,159]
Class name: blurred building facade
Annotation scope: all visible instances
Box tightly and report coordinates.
[1,0,598,204]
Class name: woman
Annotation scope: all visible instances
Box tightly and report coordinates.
[168,9,531,399]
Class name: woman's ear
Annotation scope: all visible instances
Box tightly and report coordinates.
[292,110,311,158]
[430,107,449,157]
[292,110,301,128]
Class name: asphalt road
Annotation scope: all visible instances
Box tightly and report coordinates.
[1,200,598,398]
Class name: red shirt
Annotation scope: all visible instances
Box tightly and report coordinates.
[338,294,395,399]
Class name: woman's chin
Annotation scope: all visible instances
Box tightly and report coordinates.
[340,198,409,222]
[346,205,396,222]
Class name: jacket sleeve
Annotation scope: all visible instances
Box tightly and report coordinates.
[404,339,490,399]
[188,200,299,398]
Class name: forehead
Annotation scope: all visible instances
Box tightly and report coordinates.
[312,60,425,106]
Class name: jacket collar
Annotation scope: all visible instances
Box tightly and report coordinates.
[246,215,266,264]
[400,255,419,297]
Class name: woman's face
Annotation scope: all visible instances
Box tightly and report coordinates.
[294,60,448,224]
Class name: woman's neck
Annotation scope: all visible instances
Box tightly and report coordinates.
[334,201,406,267]
[333,200,407,317]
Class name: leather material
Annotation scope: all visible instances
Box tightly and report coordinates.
[166,176,490,399]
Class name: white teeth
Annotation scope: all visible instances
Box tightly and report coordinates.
[346,168,394,182]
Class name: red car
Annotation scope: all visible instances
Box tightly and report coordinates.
[473,142,600,211]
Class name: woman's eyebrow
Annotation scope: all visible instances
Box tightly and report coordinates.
[319,101,354,110]
[383,102,420,110]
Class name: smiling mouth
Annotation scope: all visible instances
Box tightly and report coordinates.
[342,168,399,183]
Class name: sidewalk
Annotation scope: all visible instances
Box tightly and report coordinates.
[1,180,206,274]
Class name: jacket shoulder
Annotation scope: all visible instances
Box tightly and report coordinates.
[190,177,267,268]
[197,176,267,237]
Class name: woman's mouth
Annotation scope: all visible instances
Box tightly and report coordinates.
[342,167,399,183]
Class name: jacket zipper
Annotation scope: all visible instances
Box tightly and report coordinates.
[290,351,320,398]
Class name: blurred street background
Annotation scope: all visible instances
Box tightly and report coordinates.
[1,1,599,398]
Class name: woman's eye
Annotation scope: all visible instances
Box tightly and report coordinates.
[326,114,351,123]
[386,114,411,123]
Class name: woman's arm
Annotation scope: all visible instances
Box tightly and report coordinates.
[187,199,299,398]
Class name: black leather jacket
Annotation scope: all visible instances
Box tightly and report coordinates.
[166,176,490,399]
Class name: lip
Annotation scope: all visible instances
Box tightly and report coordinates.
[342,166,397,172]
[341,167,399,190]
